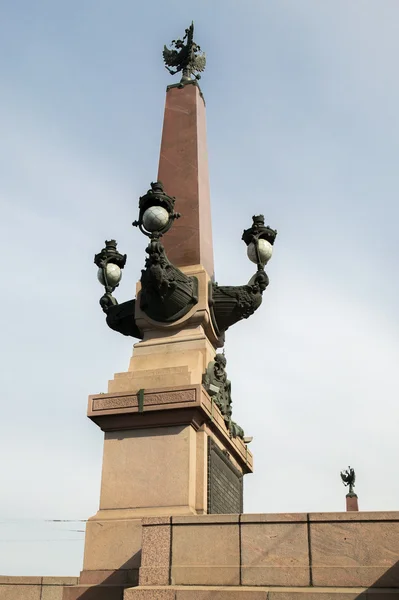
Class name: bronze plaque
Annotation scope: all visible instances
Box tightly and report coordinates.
[207,437,243,514]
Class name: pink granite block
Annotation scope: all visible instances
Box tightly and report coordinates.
[175,589,267,599]
[241,522,310,586]
[240,514,307,524]
[124,589,175,600]
[171,523,240,585]
[42,577,78,585]
[346,495,359,512]
[268,592,366,600]
[172,515,239,525]
[0,577,42,584]
[62,585,124,600]
[0,585,41,600]
[139,521,171,586]
[41,586,64,600]
[309,512,399,522]
[311,521,399,587]
[79,570,131,585]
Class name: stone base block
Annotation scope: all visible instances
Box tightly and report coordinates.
[98,425,198,513]
[79,570,139,586]
[82,516,142,573]
[87,386,252,524]
[0,577,78,600]
[0,584,42,600]
[63,584,124,600]
[109,322,218,395]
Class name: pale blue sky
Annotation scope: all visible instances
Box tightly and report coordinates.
[1,0,399,576]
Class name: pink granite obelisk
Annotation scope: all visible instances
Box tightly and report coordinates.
[157,82,214,279]
[65,73,253,599]
[346,493,359,511]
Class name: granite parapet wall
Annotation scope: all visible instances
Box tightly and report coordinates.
[0,576,78,599]
[133,512,399,591]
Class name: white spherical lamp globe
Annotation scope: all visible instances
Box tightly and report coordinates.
[247,239,273,265]
[97,263,122,287]
[142,205,169,232]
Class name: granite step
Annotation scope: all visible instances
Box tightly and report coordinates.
[123,586,399,600]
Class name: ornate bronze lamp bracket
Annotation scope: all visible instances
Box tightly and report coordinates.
[94,240,127,313]
[133,181,198,324]
[209,216,277,339]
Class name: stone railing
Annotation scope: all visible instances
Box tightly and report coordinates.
[126,511,399,599]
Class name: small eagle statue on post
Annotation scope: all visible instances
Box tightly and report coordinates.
[163,22,206,85]
[340,466,356,496]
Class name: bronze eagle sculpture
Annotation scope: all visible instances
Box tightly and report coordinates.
[340,466,356,495]
[163,22,206,84]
